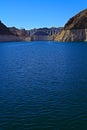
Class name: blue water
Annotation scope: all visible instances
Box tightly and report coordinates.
[0,41,87,130]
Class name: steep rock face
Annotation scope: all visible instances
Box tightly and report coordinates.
[0,21,13,35]
[55,9,87,42]
[55,29,86,42]
[0,21,22,42]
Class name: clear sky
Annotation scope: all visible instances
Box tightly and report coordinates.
[0,0,87,29]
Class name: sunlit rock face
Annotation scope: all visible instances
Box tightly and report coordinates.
[55,9,87,42]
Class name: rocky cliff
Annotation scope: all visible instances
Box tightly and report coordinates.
[0,21,13,35]
[0,21,21,42]
[9,27,31,41]
[55,9,87,42]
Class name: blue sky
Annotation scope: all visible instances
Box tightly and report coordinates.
[0,0,87,29]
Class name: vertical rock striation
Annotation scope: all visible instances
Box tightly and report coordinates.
[55,9,87,42]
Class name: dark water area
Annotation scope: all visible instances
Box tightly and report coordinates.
[0,41,87,130]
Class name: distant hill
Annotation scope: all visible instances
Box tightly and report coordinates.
[55,9,87,42]
[30,27,62,41]
[9,27,31,41]
[9,27,62,41]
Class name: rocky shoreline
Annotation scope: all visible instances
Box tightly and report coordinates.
[0,35,21,42]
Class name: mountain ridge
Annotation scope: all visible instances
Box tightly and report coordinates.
[64,9,87,30]
[55,9,87,42]
[0,9,87,42]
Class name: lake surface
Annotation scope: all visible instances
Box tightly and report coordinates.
[0,41,87,130]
